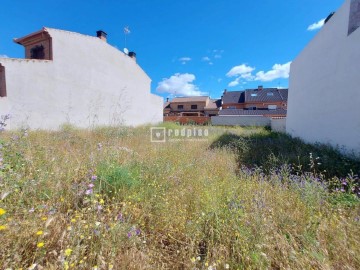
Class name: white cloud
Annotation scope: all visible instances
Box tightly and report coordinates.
[225,61,291,86]
[226,64,255,77]
[202,56,211,62]
[156,73,206,96]
[214,54,222,59]
[0,55,9,58]
[179,57,191,64]
[228,78,240,87]
[255,62,291,82]
[307,18,325,31]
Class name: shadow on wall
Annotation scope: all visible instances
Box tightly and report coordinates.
[209,131,360,179]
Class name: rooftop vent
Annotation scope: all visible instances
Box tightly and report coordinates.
[96,30,107,42]
[325,12,335,24]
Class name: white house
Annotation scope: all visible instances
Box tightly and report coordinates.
[287,0,360,155]
[0,27,163,129]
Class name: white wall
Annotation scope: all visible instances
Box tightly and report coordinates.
[287,0,360,155]
[0,28,163,130]
[212,116,271,126]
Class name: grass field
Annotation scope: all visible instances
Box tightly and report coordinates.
[0,124,359,269]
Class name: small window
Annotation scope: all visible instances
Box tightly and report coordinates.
[267,92,274,96]
[191,105,197,110]
[251,93,257,97]
[248,107,257,110]
[177,105,184,110]
[0,65,6,97]
[30,45,45,59]
[228,106,236,109]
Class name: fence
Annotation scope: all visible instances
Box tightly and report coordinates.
[211,115,287,132]
[164,116,210,125]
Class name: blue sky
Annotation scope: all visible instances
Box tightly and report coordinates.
[0,0,343,99]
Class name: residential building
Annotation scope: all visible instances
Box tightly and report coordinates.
[287,0,360,155]
[163,96,221,124]
[0,27,163,129]
[221,86,288,117]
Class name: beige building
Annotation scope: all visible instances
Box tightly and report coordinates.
[0,27,163,129]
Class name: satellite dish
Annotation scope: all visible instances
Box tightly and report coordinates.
[124,48,129,55]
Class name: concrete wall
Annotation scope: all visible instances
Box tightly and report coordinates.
[211,116,271,126]
[0,28,163,130]
[287,0,360,155]
[271,118,286,133]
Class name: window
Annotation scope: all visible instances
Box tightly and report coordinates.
[267,92,274,96]
[0,65,6,97]
[191,105,198,110]
[177,105,184,110]
[228,106,236,109]
[251,93,257,97]
[30,45,45,59]
[268,105,277,110]
[248,107,257,110]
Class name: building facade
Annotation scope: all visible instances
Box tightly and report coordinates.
[221,86,288,117]
[286,0,360,155]
[0,27,163,129]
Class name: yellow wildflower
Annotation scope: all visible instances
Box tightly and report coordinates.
[0,208,6,216]
[37,242,45,248]
[36,230,43,235]
[0,225,7,230]
[65,248,72,256]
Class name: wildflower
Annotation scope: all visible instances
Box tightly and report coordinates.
[196,256,201,261]
[29,207,35,213]
[65,248,72,256]
[0,208,6,216]
[28,264,37,270]
[93,266,99,270]
[36,230,43,235]
[37,242,45,248]
[109,264,114,270]
[88,183,95,188]
[127,232,132,238]
[91,175,97,181]
[0,225,6,230]
[191,257,196,263]
[71,218,76,223]
[85,189,93,195]
[225,263,230,269]
[95,221,101,226]
[97,143,103,150]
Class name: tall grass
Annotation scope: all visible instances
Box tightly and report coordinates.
[0,126,359,269]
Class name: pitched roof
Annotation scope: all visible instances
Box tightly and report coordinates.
[204,99,222,110]
[171,96,209,103]
[222,91,245,104]
[244,88,288,103]
[219,108,287,116]
[163,102,170,109]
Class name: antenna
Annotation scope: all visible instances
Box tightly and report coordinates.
[124,48,129,55]
[124,26,130,49]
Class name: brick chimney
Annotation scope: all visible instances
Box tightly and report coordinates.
[166,98,169,102]
[258,85,263,91]
[128,51,136,62]
[96,30,107,42]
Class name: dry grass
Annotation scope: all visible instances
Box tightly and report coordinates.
[0,125,359,269]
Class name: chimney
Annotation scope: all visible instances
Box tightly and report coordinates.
[128,51,136,62]
[258,85,263,91]
[166,98,169,102]
[96,30,107,42]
